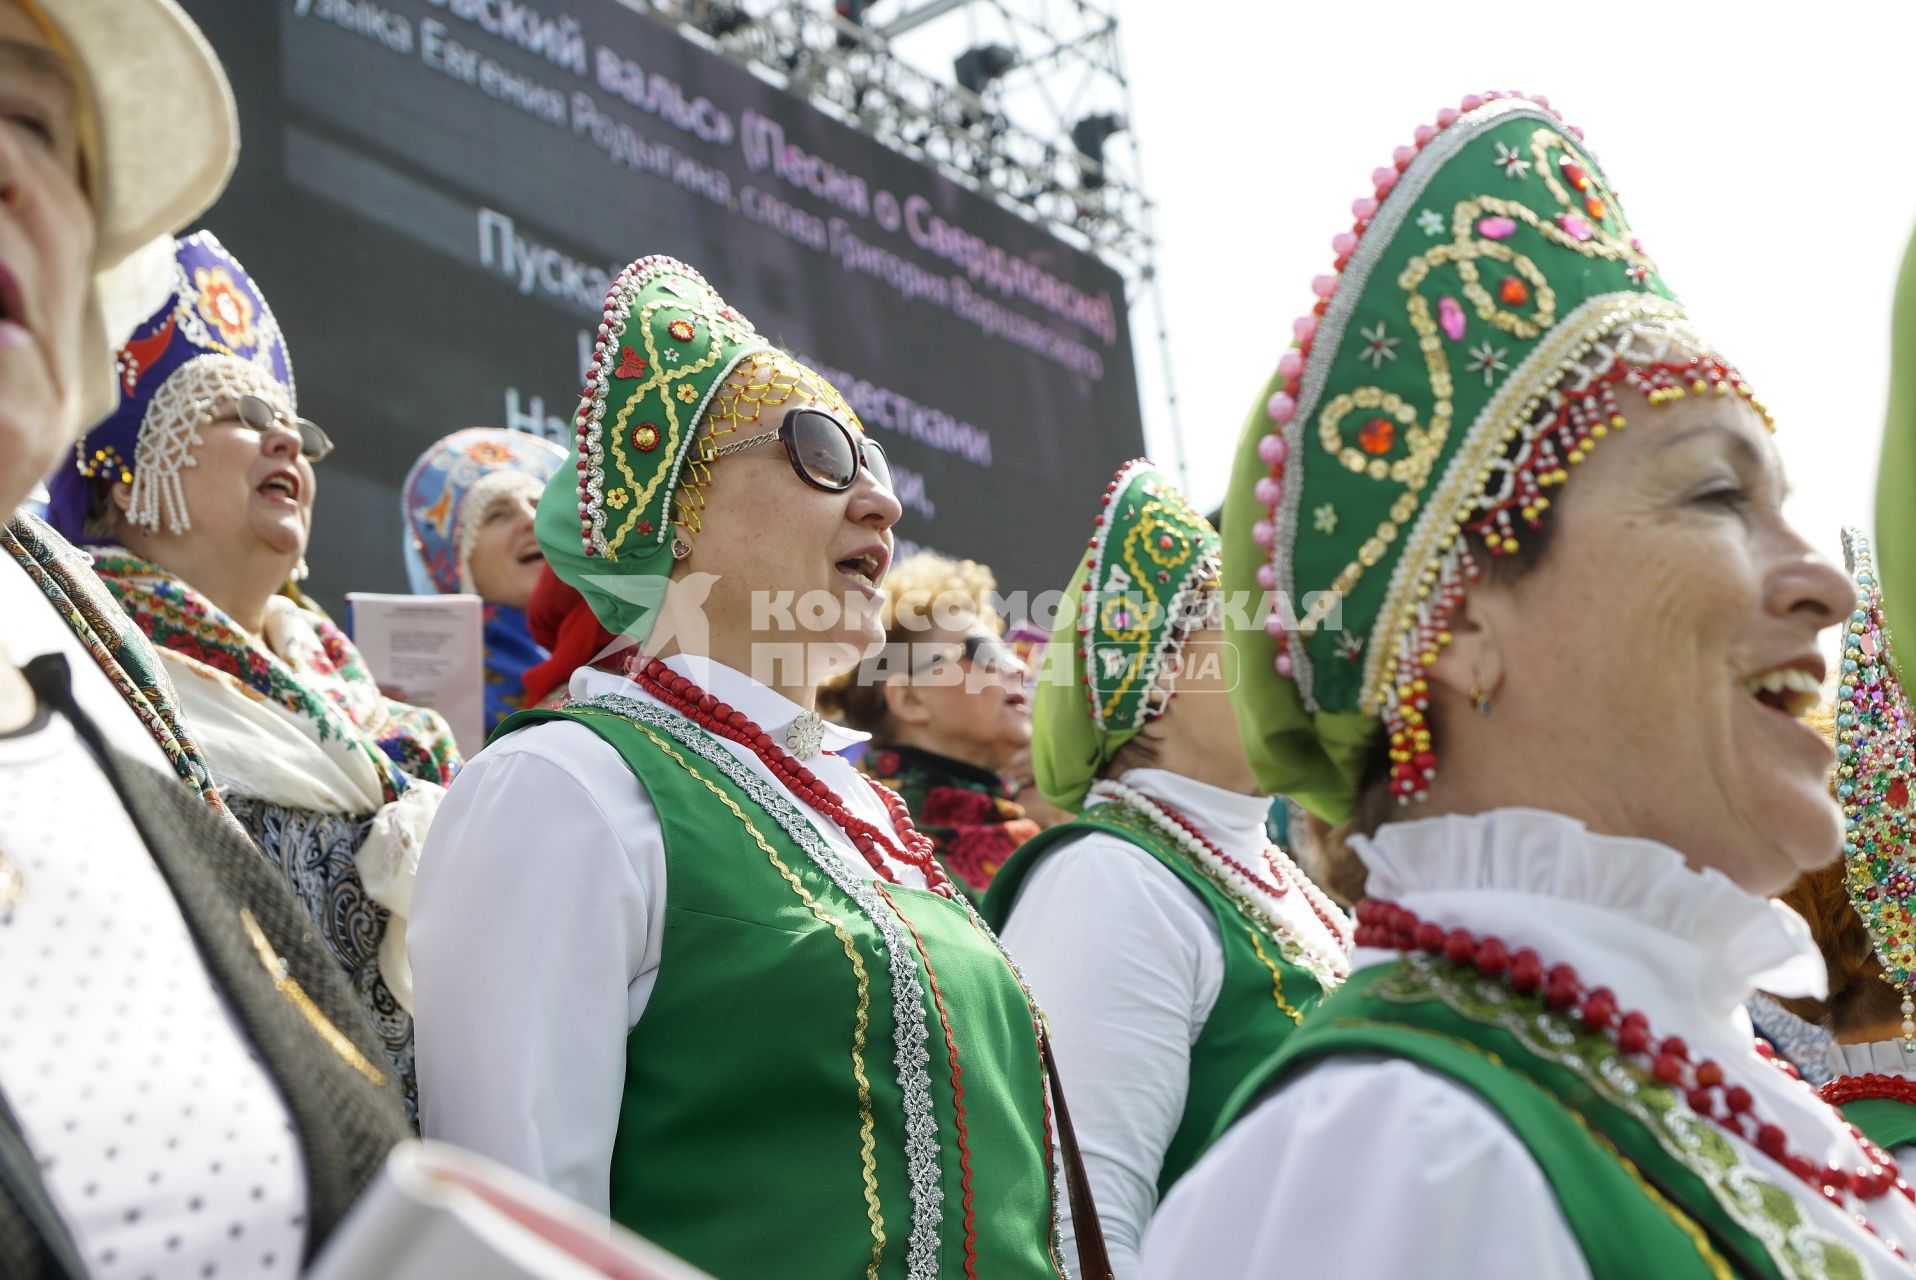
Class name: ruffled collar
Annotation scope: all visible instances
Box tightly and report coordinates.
[1834,1039,1916,1080]
[570,657,868,753]
[1354,808,1827,1023]
[1108,768,1271,857]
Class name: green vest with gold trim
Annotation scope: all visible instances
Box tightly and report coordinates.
[1220,955,1883,1280]
[984,806,1334,1193]
[499,696,1063,1280]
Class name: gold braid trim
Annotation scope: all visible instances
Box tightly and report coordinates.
[237,908,389,1087]
[616,718,887,1278]
[674,351,864,538]
[1244,928,1306,1025]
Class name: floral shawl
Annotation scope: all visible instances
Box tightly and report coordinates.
[88,548,458,803]
[1,514,221,806]
[862,743,1039,901]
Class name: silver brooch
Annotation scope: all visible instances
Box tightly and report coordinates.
[784,711,825,760]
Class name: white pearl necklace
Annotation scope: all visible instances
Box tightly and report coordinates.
[1089,779,1352,985]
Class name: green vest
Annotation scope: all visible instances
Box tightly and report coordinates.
[500,696,1064,1280]
[1840,1097,1916,1154]
[984,805,1332,1193]
[1223,955,1878,1280]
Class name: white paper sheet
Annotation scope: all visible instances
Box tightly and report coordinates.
[346,593,486,757]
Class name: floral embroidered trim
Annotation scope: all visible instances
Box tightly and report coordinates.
[622,719,887,1277]
[1372,955,1869,1279]
[238,908,387,1086]
[569,694,946,1279]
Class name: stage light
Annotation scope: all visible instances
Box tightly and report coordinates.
[696,3,749,37]
[953,44,1015,96]
[1071,112,1125,189]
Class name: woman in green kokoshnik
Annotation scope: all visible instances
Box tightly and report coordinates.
[1140,91,1910,1279]
[410,255,1080,1280]
[984,458,1350,1275]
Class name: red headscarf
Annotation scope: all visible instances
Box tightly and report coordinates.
[521,564,620,707]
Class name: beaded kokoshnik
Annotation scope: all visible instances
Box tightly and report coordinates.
[1235,91,1771,808]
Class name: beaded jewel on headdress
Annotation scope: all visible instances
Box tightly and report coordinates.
[46,231,295,540]
[1224,90,1769,819]
[1837,528,1916,1050]
[1077,459,1222,732]
[403,428,566,596]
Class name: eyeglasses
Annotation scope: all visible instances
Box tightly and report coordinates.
[908,632,1021,676]
[712,408,891,495]
[234,393,334,463]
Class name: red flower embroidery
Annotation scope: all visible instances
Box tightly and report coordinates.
[871,750,901,778]
[636,520,653,536]
[614,345,648,379]
[1358,417,1396,455]
[922,787,996,825]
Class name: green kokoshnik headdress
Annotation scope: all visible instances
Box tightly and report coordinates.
[537,254,775,644]
[1222,90,1769,821]
[1836,528,1916,1049]
[1032,458,1221,811]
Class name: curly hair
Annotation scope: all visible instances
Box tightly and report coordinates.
[819,552,1003,736]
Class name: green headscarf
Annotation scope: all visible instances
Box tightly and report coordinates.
[1223,92,1762,820]
[537,254,774,643]
[1032,459,1220,811]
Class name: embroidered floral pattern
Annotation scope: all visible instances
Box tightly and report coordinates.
[193,265,256,348]
[1372,955,1868,1280]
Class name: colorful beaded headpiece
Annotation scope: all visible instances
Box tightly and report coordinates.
[1032,459,1221,811]
[1837,528,1916,1047]
[44,230,294,540]
[536,254,861,643]
[1221,91,1766,821]
[403,428,566,596]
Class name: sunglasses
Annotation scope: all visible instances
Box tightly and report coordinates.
[908,632,1021,676]
[712,408,891,495]
[233,393,334,463]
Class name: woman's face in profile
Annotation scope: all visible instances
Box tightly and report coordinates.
[1457,379,1853,893]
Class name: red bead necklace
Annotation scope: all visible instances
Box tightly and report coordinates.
[1823,1074,1916,1110]
[1137,789,1352,947]
[632,658,955,897]
[1355,897,1912,1242]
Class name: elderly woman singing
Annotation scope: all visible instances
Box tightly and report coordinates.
[409,256,1100,1280]
[1140,92,1911,1277]
[45,233,459,1116]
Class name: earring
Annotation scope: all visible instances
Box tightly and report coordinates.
[1471,681,1493,717]
[671,537,691,561]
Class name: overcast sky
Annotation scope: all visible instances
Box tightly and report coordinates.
[1113,0,1916,568]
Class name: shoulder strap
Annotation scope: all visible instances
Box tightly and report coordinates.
[1039,1028,1113,1280]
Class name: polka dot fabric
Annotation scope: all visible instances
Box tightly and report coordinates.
[0,716,306,1278]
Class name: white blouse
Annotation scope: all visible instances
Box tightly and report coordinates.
[409,656,929,1214]
[0,713,306,1279]
[1141,808,1916,1278]
[1000,768,1345,1277]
